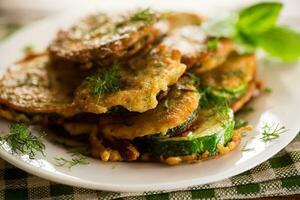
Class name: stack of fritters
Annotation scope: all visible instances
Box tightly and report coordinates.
[0,9,257,164]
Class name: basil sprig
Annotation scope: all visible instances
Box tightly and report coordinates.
[204,2,300,62]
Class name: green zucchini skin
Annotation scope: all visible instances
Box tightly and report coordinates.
[210,81,248,101]
[137,106,234,157]
[166,109,198,136]
[199,54,256,102]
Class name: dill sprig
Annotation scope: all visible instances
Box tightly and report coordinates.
[260,123,287,142]
[0,123,45,159]
[206,38,219,51]
[87,64,121,96]
[163,98,169,110]
[234,118,248,129]
[54,152,89,169]
[130,8,156,24]
[186,72,201,87]
[22,44,35,54]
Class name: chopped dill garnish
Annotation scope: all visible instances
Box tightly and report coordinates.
[87,64,121,96]
[0,123,45,159]
[54,152,89,169]
[163,98,169,110]
[186,72,201,86]
[154,61,164,68]
[242,147,254,152]
[260,123,287,142]
[130,8,156,24]
[234,118,248,129]
[263,87,272,94]
[22,44,35,54]
[238,105,254,114]
[206,38,219,51]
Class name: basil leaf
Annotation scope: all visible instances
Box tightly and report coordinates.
[234,33,256,54]
[238,2,282,35]
[203,14,237,38]
[256,26,300,62]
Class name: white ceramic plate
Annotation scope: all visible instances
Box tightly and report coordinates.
[0,0,299,192]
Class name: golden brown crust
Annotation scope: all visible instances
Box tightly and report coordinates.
[189,39,234,73]
[199,54,257,90]
[100,77,200,139]
[0,54,84,116]
[49,11,160,65]
[162,12,234,70]
[74,45,187,114]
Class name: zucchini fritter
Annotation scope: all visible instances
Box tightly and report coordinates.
[162,12,234,71]
[200,54,256,101]
[100,76,200,139]
[49,9,160,66]
[74,45,186,114]
[0,54,83,116]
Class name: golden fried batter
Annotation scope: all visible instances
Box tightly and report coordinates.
[74,45,186,114]
[0,54,83,116]
[100,77,200,139]
[162,12,234,71]
[49,10,160,65]
[200,54,256,91]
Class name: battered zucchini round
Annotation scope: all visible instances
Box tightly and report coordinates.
[100,76,201,139]
[200,54,256,101]
[74,45,186,114]
[0,53,84,116]
[136,104,234,157]
[49,9,160,65]
[162,12,234,70]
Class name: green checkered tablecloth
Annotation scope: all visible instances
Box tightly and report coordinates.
[0,133,299,200]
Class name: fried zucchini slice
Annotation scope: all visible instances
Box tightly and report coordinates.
[0,54,84,116]
[49,9,160,65]
[136,104,234,157]
[100,76,200,139]
[230,81,256,112]
[74,45,186,114]
[200,54,256,101]
[162,12,234,71]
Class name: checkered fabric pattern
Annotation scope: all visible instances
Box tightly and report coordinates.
[0,134,299,200]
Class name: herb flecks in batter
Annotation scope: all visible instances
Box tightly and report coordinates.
[87,64,121,96]
[130,8,156,25]
[0,123,45,159]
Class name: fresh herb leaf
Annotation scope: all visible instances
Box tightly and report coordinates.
[238,2,283,35]
[242,147,254,152]
[154,61,164,68]
[0,23,21,41]
[0,123,45,159]
[204,2,300,62]
[130,8,156,24]
[186,72,200,86]
[256,26,300,62]
[263,87,272,94]
[234,118,248,129]
[203,14,237,38]
[238,105,254,114]
[54,152,89,169]
[22,44,35,54]
[260,123,287,142]
[87,64,121,96]
[206,38,219,51]
[163,98,169,110]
